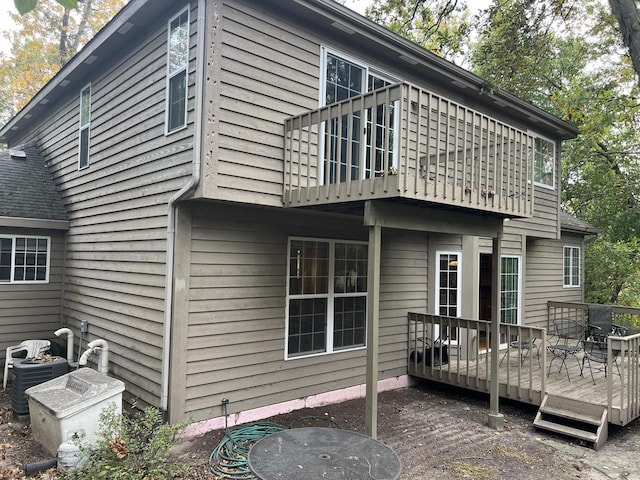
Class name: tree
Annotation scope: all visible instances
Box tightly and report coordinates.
[14,0,77,15]
[367,0,640,305]
[365,0,472,62]
[0,0,126,123]
[608,0,640,85]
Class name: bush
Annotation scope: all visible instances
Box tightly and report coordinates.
[60,403,189,480]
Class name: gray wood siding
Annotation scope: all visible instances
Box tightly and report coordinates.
[182,202,427,422]
[506,185,559,239]
[524,233,584,329]
[0,229,65,365]
[9,3,200,406]
[207,0,319,206]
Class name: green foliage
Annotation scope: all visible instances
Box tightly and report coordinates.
[60,403,190,480]
[14,0,77,15]
[366,0,472,62]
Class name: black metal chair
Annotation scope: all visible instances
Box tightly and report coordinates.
[580,339,621,384]
[500,337,540,366]
[586,304,630,341]
[547,318,585,381]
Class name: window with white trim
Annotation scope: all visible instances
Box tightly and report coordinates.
[166,7,189,134]
[286,238,368,358]
[500,256,521,324]
[533,136,555,188]
[0,236,50,283]
[563,246,580,287]
[321,48,398,184]
[78,84,91,169]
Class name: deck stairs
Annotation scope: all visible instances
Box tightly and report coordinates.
[533,394,608,450]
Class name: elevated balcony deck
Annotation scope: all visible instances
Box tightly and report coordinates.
[284,82,534,217]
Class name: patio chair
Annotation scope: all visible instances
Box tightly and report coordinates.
[580,339,621,385]
[586,304,629,341]
[547,318,584,381]
[499,336,540,367]
[3,339,51,390]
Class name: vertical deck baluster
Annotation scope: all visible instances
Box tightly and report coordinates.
[461,107,468,205]
[284,118,292,205]
[370,91,379,193]
[305,112,312,201]
[383,88,391,193]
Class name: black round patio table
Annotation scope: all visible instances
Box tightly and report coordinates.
[247,427,402,479]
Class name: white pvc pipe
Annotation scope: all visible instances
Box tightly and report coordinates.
[79,339,109,374]
[54,328,74,364]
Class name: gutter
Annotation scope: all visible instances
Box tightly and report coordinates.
[161,0,207,412]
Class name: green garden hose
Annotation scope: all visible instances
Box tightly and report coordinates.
[207,422,285,479]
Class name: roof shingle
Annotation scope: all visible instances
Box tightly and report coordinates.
[0,145,68,222]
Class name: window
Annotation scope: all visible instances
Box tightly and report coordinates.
[78,84,91,169]
[0,236,50,283]
[436,252,460,317]
[533,137,555,188]
[166,7,190,134]
[321,48,398,184]
[500,256,521,324]
[563,246,580,287]
[286,238,368,358]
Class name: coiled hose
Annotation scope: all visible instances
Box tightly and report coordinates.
[207,416,342,478]
[207,422,285,479]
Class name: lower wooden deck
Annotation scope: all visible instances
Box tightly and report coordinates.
[409,346,636,426]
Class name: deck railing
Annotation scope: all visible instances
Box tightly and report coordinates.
[407,312,546,404]
[284,82,535,217]
[548,301,640,424]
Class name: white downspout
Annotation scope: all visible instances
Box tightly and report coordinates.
[161,0,207,412]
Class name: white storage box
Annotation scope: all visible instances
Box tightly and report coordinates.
[26,368,125,455]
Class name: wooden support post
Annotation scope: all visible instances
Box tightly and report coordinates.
[365,224,381,438]
[488,225,504,430]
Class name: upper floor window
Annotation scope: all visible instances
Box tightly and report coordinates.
[533,136,555,189]
[0,236,50,283]
[166,7,190,134]
[78,84,91,170]
[563,246,580,287]
[320,48,398,184]
[286,238,368,359]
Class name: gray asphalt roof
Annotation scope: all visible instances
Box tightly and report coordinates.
[560,211,599,235]
[0,145,68,222]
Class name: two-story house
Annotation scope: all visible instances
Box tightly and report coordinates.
[0,0,593,436]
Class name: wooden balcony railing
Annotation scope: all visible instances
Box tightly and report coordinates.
[407,312,546,404]
[548,301,640,425]
[284,83,535,217]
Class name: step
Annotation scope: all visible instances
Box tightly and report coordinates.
[533,419,598,443]
[538,405,602,426]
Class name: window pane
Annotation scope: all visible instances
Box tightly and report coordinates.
[11,237,48,283]
[169,10,189,74]
[288,298,327,356]
[79,127,90,169]
[0,238,11,282]
[168,70,187,132]
[334,296,366,349]
[534,138,554,187]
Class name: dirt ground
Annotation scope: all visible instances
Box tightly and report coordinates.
[2,381,639,479]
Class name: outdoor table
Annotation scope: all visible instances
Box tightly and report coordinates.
[247,427,402,479]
